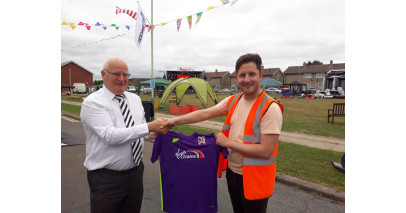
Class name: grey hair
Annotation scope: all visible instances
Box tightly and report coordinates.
[102,60,109,72]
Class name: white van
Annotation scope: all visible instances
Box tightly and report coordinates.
[72,83,87,94]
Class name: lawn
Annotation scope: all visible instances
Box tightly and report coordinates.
[139,93,345,138]
[62,93,345,138]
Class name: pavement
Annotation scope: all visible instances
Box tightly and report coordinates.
[61,99,345,202]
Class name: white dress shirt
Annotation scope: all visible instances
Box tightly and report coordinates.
[81,86,149,171]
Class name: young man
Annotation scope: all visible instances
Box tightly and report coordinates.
[161,53,283,213]
[81,57,170,213]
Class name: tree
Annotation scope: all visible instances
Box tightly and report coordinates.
[306,60,323,65]
[94,80,103,85]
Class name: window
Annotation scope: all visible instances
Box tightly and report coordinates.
[316,73,324,78]
[304,73,311,78]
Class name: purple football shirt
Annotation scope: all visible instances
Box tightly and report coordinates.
[151,131,228,213]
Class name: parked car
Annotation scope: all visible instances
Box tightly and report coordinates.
[141,87,153,94]
[221,88,231,93]
[266,87,281,94]
[127,86,137,93]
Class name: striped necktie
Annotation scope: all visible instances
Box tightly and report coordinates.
[115,94,144,166]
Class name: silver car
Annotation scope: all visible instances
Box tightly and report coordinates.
[266,88,281,94]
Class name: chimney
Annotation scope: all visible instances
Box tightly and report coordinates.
[330,60,333,65]
[303,62,306,66]
[215,69,218,72]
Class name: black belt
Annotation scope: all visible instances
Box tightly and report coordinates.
[89,165,138,175]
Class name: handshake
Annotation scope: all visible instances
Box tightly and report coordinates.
[147,117,175,135]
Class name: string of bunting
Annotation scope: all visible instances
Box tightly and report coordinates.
[61,31,133,51]
[61,0,238,51]
[62,0,238,32]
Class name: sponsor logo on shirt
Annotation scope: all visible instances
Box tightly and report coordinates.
[198,136,206,145]
[175,149,205,159]
[172,137,179,143]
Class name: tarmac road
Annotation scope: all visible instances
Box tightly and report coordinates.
[61,117,344,213]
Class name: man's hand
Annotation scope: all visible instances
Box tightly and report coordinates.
[148,117,172,134]
[160,117,177,130]
[149,132,158,140]
[214,133,230,148]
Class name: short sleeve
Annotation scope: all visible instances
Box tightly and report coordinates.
[151,134,163,163]
[260,102,283,135]
[214,96,231,115]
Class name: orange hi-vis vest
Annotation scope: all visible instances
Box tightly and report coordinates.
[217,92,283,200]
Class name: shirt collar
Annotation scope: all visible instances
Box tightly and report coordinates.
[101,86,126,101]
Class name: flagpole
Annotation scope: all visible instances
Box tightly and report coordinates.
[150,0,155,106]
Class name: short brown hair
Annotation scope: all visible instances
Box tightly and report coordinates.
[235,53,262,73]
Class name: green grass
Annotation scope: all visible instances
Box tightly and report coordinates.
[139,93,345,138]
[62,93,345,138]
[277,141,344,191]
[61,103,81,115]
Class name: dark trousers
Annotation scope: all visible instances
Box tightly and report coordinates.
[87,161,144,213]
[226,167,269,213]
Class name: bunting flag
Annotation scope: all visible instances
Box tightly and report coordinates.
[195,12,203,25]
[176,18,182,32]
[134,2,146,48]
[187,16,192,30]
[62,1,238,51]
[68,23,76,29]
[116,8,137,20]
[111,24,119,30]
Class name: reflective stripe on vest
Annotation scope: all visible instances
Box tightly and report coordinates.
[220,92,283,200]
[243,155,277,166]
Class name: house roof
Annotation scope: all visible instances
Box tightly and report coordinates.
[61,60,94,75]
[204,71,229,78]
[284,63,345,74]
[263,68,281,76]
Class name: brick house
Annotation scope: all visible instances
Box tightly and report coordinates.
[204,70,231,90]
[128,78,151,86]
[229,67,283,90]
[61,61,94,92]
[283,60,345,90]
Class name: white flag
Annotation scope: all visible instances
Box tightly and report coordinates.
[134,2,146,48]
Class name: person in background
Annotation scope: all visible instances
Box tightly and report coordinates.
[332,153,345,173]
[161,53,283,213]
[81,57,170,213]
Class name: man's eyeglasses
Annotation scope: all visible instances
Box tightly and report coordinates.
[105,70,131,78]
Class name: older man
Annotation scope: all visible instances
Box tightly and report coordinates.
[81,57,169,213]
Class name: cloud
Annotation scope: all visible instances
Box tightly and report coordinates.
[61,0,344,77]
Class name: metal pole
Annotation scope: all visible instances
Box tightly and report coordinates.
[151,0,155,104]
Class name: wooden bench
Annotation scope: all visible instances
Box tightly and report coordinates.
[328,103,345,123]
